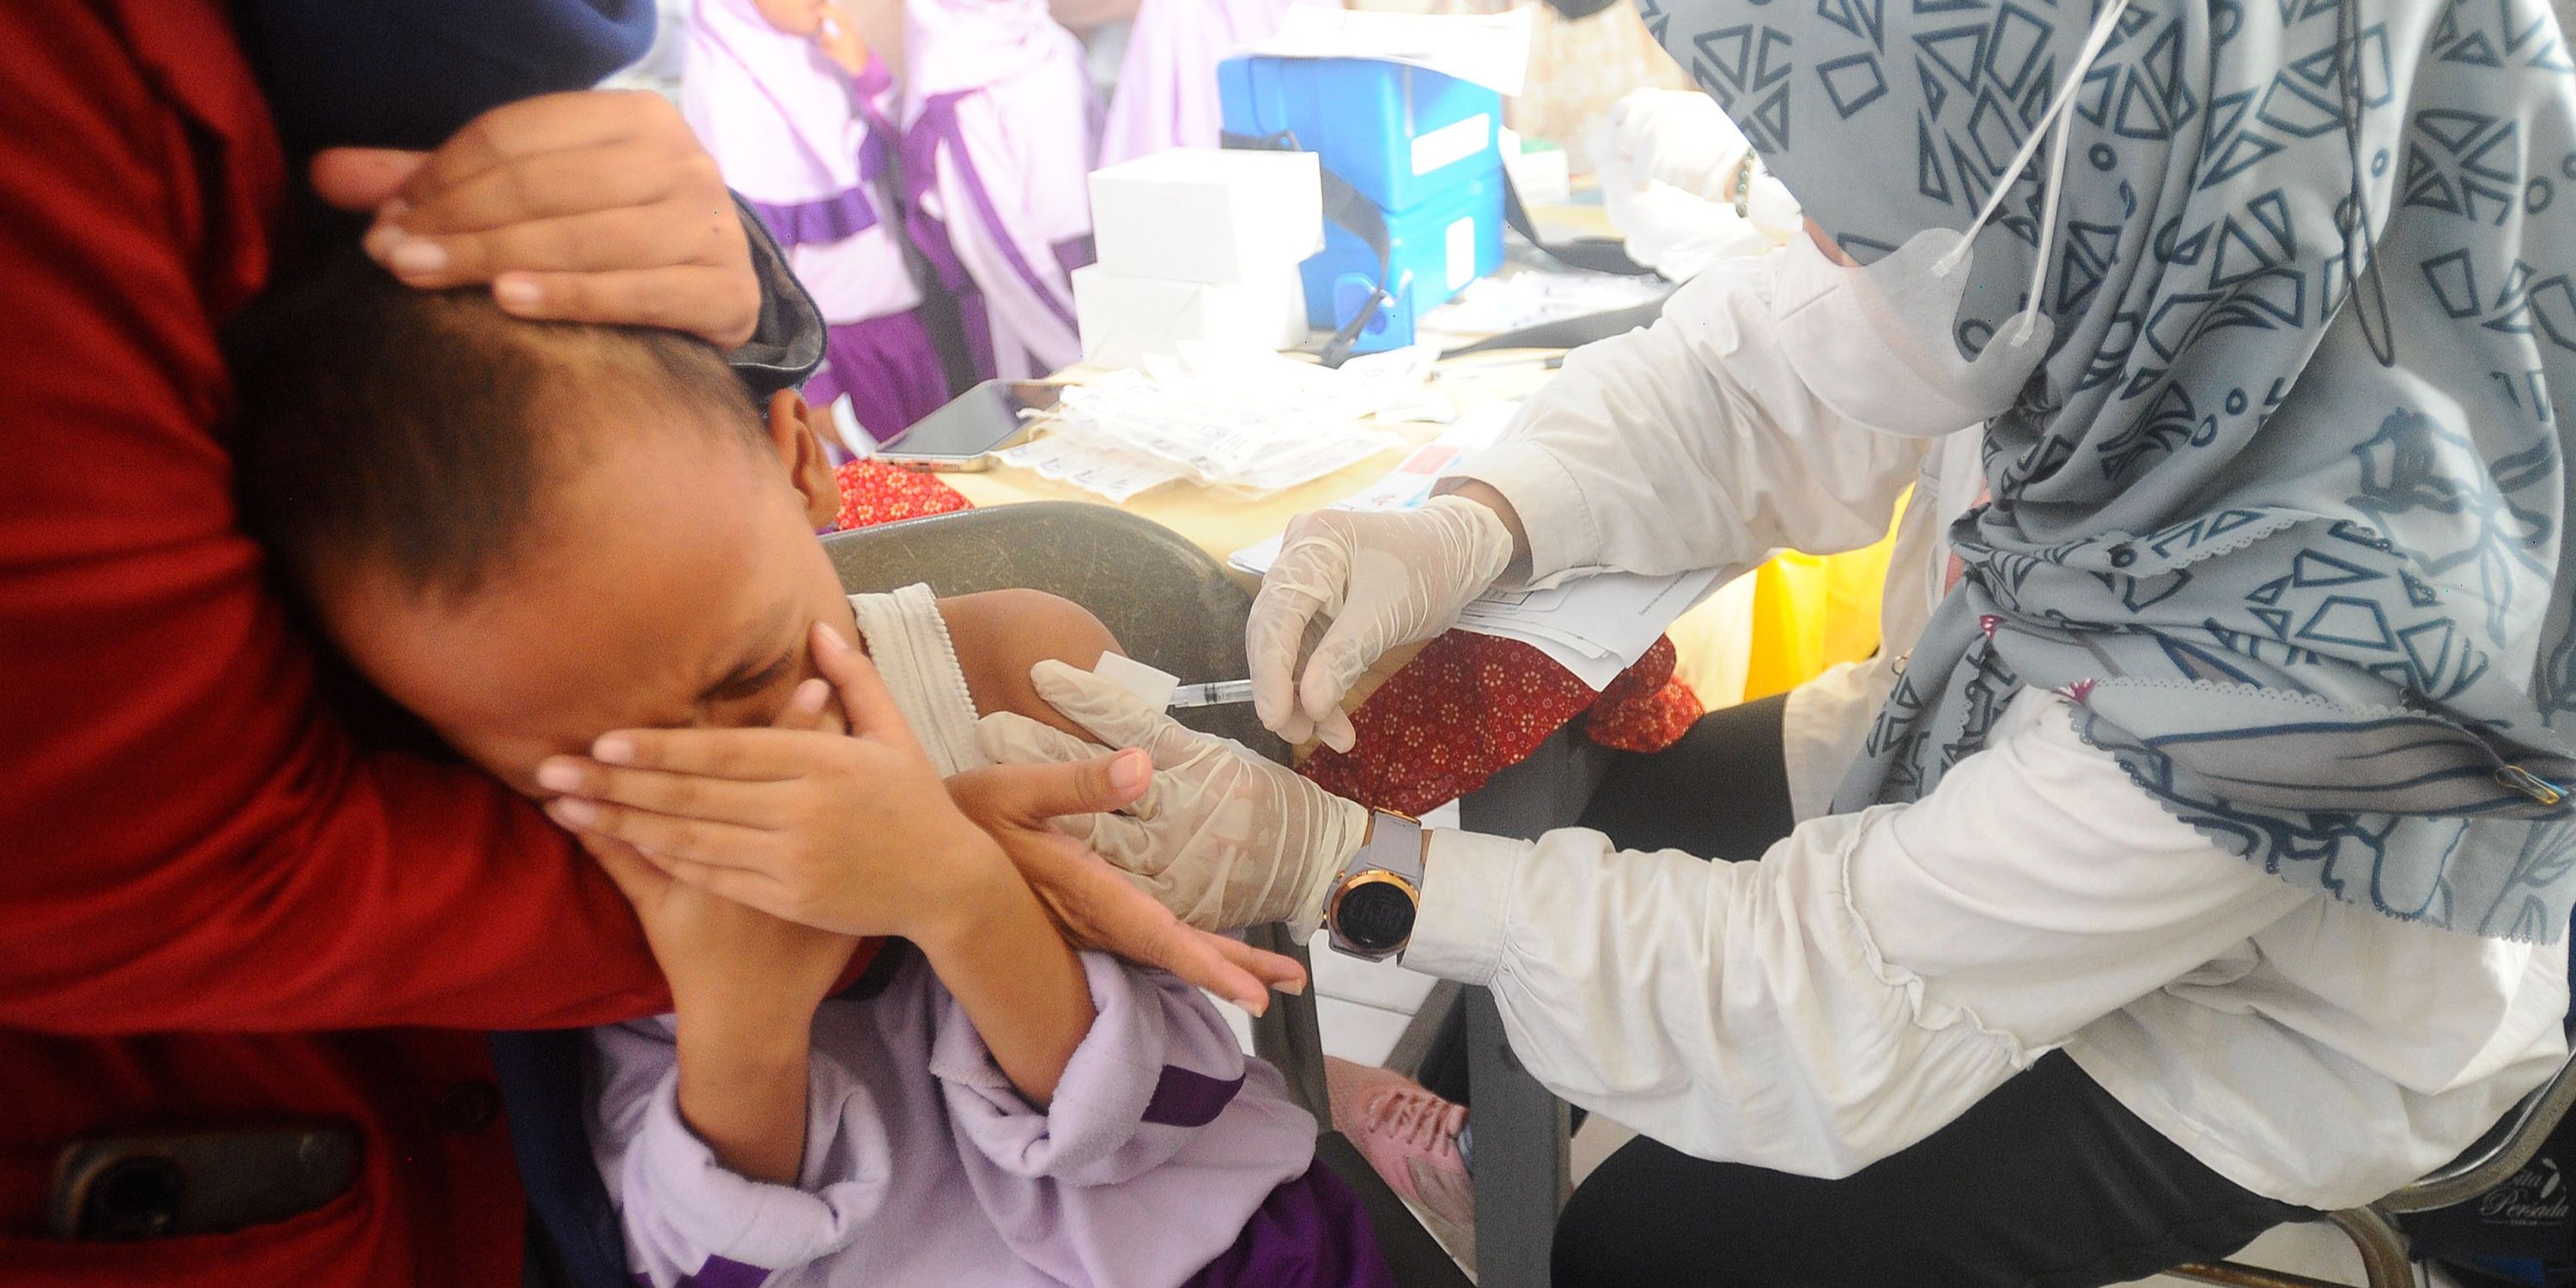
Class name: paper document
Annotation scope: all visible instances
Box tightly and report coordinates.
[1230,402,1725,690]
[998,344,1447,501]
[1419,270,1671,343]
[1252,7,1534,98]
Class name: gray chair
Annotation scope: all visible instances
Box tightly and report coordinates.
[2167,1049,2576,1288]
[822,501,1474,1288]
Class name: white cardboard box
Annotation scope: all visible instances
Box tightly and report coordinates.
[1072,264,1309,367]
[1086,148,1324,285]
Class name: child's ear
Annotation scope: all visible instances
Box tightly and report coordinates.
[764,390,843,530]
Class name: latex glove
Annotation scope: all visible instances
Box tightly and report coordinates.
[1599,173,1775,282]
[976,661,1370,937]
[1605,88,1747,202]
[1248,495,1515,752]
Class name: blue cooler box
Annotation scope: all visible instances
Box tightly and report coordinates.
[1218,56,1506,351]
[1307,167,1503,349]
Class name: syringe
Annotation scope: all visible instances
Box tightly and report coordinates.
[1167,678,1255,708]
[1091,654,1255,711]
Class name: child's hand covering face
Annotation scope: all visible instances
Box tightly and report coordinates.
[577,676,860,1026]
[541,624,1020,945]
[538,625,1311,1012]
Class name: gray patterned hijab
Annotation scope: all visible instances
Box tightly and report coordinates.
[1645,0,2576,941]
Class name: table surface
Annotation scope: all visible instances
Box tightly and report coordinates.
[945,355,1562,580]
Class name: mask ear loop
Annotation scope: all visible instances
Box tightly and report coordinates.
[1933,0,2133,285]
[2009,90,2086,345]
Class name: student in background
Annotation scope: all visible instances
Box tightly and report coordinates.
[899,0,1097,380]
[1090,0,1332,169]
[687,0,953,449]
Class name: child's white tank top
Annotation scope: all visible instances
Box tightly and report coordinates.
[845,585,991,778]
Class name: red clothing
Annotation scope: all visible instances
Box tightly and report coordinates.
[0,4,670,1282]
[1301,635,1703,819]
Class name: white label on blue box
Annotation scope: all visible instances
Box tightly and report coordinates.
[1445,216,1474,292]
[1411,112,1492,177]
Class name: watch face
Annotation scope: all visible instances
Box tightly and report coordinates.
[1338,880,1415,954]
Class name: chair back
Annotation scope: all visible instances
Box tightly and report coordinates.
[823,502,1281,758]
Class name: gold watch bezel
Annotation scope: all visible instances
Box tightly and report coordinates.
[1329,867,1421,913]
[1327,867,1422,957]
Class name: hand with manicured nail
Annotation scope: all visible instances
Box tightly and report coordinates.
[538,624,1023,943]
[543,624,1304,1011]
[980,660,1372,938]
[310,90,760,348]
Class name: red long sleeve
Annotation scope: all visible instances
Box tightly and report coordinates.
[0,1,667,1036]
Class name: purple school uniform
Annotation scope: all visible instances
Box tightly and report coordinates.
[588,947,1395,1288]
[896,0,1097,381]
[685,0,951,443]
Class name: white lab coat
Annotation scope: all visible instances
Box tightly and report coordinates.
[1406,254,2571,1210]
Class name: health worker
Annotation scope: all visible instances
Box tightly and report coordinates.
[984,0,2576,1282]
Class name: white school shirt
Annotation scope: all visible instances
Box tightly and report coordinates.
[1406,253,2571,1210]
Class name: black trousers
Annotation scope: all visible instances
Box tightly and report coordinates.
[1458,695,2312,1287]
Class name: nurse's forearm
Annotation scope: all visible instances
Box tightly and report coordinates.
[1437,261,1930,587]
[1397,821,2021,1178]
[1433,478,1532,568]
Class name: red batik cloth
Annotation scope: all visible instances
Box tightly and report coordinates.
[1300,635,1703,817]
[833,459,975,530]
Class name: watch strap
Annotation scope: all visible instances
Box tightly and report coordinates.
[1344,811,1424,888]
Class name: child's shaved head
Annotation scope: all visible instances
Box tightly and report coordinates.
[228,248,854,793]
[232,250,769,605]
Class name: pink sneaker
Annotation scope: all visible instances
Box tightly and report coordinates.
[1325,1056,1475,1259]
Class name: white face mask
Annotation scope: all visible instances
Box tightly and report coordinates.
[1769,0,2131,440]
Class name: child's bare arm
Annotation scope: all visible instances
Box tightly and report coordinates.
[670,946,827,1184]
[878,595,1113,1103]
[912,858,1097,1105]
[568,680,860,1184]
[938,589,1121,739]
[584,823,852,1183]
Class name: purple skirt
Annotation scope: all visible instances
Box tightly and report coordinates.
[1182,1158,1400,1288]
[801,309,954,446]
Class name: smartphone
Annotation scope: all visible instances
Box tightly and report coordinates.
[49,1127,361,1240]
[875,380,1062,472]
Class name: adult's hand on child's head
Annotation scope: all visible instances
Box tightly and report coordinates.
[538,626,1014,940]
[309,90,761,348]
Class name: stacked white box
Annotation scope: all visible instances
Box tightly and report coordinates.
[1077,149,1323,365]
[1070,265,1307,368]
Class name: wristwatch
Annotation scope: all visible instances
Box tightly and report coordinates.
[1325,811,1425,962]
